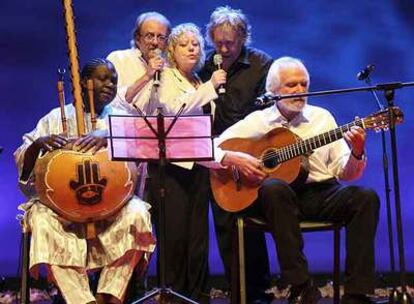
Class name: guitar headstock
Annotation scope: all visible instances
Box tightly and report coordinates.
[363,106,404,132]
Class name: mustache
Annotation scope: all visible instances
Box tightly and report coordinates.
[288,97,306,102]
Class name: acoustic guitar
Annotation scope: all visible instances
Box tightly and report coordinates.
[210,107,403,212]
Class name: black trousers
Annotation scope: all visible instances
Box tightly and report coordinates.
[255,178,380,295]
[210,188,272,301]
[212,177,380,299]
[147,163,210,301]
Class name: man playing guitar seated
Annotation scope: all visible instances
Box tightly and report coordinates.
[207,57,380,304]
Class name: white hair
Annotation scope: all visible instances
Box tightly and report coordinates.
[265,56,310,93]
[130,12,171,48]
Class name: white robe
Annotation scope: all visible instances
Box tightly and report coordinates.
[14,104,156,303]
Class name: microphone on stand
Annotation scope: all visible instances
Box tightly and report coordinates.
[153,49,162,87]
[255,92,277,107]
[357,63,384,109]
[213,54,226,95]
[356,64,375,81]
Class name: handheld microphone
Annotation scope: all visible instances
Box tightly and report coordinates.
[213,54,226,95]
[255,92,277,107]
[357,64,375,81]
[153,49,162,87]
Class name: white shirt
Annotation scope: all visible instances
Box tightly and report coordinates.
[14,104,127,196]
[14,104,155,271]
[212,103,366,183]
[132,67,217,116]
[106,48,149,114]
[116,67,218,169]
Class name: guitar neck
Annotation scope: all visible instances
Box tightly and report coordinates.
[276,119,365,162]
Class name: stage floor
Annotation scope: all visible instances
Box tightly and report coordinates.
[0,277,409,303]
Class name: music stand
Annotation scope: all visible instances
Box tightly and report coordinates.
[108,108,214,303]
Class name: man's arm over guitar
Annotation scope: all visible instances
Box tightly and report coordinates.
[15,110,58,196]
[199,111,272,182]
[221,151,267,185]
[339,126,367,181]
[14,108,111,197]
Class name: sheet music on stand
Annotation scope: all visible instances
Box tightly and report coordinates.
[107,114,214,162]
[107,112,214,304]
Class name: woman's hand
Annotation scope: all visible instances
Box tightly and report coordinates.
[210,69,227,89]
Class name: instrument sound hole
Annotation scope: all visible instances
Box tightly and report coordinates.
[262,149,279,169]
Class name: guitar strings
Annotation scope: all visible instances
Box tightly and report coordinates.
[260,120,363,163]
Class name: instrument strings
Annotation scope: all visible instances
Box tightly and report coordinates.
[260,120,363,163]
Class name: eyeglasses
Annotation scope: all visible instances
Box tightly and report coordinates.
[140,32,167,43]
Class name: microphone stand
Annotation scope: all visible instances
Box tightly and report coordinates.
[363,76,399,304]
[262,81,414,104]
[267,81,414,304]
[383,89,412,304]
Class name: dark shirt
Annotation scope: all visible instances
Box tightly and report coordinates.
[200,46,273,135]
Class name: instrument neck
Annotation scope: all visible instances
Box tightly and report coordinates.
[63,0,86,137]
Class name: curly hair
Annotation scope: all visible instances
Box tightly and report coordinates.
[205,6,251,47]
[166,23,205,72]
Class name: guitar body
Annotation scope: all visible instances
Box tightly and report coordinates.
[35,147,137,223]
[210,106,404,212]
[210,127,308,212]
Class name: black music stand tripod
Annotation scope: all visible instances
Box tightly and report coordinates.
[113,107,213,304]
[132,109,197,303]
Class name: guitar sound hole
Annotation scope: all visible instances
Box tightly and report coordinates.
[262,149,279,169]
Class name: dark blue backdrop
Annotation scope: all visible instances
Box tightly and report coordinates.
[1,1,413,276]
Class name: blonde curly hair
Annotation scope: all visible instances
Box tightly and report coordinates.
[166,23,205,72]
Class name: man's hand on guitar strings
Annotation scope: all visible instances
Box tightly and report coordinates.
[222,151,267,185]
